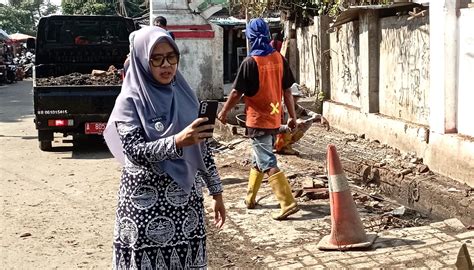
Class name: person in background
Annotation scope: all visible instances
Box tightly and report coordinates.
[270,32,283,52]
[275,83,330,155]
[104,27,225,269]
[153,16,176,40]
[218,18,299,220]
[122,31,136,76]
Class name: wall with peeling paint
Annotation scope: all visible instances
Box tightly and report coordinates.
[379,16,430,126]
[175,25,224,100]
[296,24,320,96]
[457,8,474,137]
[150,0,224,100]
[329,22,361,108]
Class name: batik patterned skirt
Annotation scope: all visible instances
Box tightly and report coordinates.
[112,163,208,270]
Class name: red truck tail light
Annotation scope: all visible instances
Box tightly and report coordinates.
[48,119,74,127]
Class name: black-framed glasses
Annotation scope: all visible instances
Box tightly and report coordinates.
[149,53,179,67]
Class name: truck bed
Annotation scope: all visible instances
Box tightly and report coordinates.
[33,85,121,132]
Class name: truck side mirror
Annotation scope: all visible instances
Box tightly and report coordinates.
[26,38,35,50]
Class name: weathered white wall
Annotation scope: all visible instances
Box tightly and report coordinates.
[296,24,320,96]
[329,22,361,108]
[457,8,474,137]
[379,16,430,126]
[150,0,224,100]
[175,25,224,100]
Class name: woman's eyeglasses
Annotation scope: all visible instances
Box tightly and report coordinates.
[149,53,179,67]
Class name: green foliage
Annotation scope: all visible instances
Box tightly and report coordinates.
[62,1,115,15]
[0,0,57,35]
[61,0,146,17]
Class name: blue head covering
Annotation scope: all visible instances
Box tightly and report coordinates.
[104,26,206,194]
[246,18,275,57]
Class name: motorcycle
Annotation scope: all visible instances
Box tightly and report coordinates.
[5,61,17,83]
[19,52,34,78]
[0,64,6,84]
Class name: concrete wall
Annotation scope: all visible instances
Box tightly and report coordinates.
[150,0,224,100]
[294,6,474,187]
[379,16,430,126]
[175,24,224,100]
[458,8,474,137]
[296,25,320,96]
[329,22,361,108]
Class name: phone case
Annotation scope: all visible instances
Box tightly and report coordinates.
[198,100,219,133]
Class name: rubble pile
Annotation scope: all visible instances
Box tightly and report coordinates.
[211,128,434,233]
[36,67,122,86]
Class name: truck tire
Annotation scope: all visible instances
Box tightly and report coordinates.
[39,140,52,151]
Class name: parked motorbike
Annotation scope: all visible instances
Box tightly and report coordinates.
[5,61,17,83]
[0,65,6,84]
[19,52,34,78]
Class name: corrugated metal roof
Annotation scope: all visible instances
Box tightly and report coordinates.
[331,2,426,28]
[210,16,280,26]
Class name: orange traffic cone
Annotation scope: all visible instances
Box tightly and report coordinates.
[317,144,377,250]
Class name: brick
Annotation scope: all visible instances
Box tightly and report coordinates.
[350,261,380,268]
[434,232,456,241]
[430,221,448,229]
[423,259,445,268]
[438,254,458,264]
[389,249,417,257]
[267,259,299,268]
[344,257,372,265]
[391,252,425,262]
[302,243,321,253]
[324,262,344,268]
[282,262,305,269]
[432,242,462,252]
[417,247,441,257]
[443,218,466,231]
[410,237,443,247]
[402,225,432,235]
[319,252,352,263]
[274,246,306,256]
[403,233,434,241]
[369,254,395,264]
[300,255,319,266]
[455,230,474,239]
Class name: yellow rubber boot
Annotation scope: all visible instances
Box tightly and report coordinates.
[244,168,264,209]
[268,171,300,220]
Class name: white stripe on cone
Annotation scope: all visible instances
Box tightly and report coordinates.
[328,174,350,192]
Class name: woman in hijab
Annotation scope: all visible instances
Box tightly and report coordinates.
[104,26,225,269]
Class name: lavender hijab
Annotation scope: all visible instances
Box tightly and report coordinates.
[104,27,206,194]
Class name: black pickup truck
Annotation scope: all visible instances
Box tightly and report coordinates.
[31,15,136,151]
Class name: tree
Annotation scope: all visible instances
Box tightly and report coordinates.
[0,0,58,35]
[61,0,146,17]
[229,0,391,25]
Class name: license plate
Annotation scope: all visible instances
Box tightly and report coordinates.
[85,122,106,134]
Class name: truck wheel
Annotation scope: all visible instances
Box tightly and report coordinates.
[39,140,52,151]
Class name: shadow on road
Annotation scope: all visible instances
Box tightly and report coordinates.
[0,135,37,140]
[0,81,35,123]
[41,136,113,160]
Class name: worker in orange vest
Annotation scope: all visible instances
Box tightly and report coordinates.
[218,18,299,220]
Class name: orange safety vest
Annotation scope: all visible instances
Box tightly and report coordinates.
[244,52,283,129]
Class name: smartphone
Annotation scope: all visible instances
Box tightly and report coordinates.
[198,100,219,134]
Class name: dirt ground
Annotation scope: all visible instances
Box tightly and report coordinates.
[1,81,471,269]
[0,81,264,269]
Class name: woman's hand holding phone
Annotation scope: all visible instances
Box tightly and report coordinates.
[175,118,214,148]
